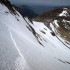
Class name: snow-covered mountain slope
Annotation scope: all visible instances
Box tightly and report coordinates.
[59,8,70,17]
[0,1,70,70]
[35,7,70,45]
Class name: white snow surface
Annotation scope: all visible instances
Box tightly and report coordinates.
[0,4,70,70]
[53,20,59,28]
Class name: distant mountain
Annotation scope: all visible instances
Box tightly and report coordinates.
[35,7,70,43]
[37,6,70,19]
[20,5,58,15]
[14,5,38,18]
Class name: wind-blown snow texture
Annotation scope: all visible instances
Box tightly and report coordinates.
[0,3,70,70]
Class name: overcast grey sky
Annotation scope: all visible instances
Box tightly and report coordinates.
[10,0,70,5]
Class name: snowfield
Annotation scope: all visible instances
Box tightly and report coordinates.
[0,3,70,70]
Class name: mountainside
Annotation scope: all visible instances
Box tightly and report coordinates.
[20,5,58,15]
[35,7,70,45]
[36,7,70,20]
[0,0,70,70]
[14,5,38,18]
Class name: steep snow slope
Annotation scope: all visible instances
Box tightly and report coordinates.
[0,3,70,70]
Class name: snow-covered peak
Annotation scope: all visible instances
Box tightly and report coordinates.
[59,8,69,17]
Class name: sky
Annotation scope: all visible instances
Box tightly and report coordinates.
[10,0,70,6]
